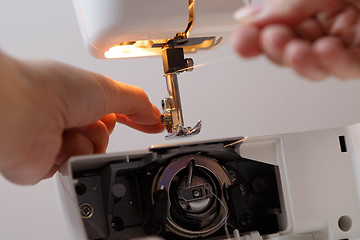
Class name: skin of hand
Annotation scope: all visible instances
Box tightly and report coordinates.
[0,51,164,185]
[231,0,360,80]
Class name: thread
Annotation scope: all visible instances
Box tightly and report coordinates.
[209,189,231,239]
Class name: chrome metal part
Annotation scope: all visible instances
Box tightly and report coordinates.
[80,203,94,219]
[185,58,194,72]
[163,121,202,139]
[164,73,184,126]
[157,0,222,139]
[151,36,222,50]
[185,0,194,38]
[161,71,201,139]
[152,155,231,238]
[186,159,194,188]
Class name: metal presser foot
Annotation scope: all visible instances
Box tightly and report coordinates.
[160,46,202,139]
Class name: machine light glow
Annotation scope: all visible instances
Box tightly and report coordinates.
[104,44,162,59]
[104,38,221,59]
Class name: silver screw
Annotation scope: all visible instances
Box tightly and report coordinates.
[185,58,194,72]
[193,189,201,198]
[80,203,94,219]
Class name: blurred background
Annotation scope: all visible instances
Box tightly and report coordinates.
[1,0,360,239]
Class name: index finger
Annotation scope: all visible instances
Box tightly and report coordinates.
[27,60,164,131]
[234,0,336,28]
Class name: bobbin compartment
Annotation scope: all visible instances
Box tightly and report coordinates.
[72,138,285,240]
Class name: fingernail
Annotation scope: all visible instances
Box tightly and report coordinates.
[234,4,265,21]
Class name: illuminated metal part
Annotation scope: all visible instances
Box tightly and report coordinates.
[104,36,222,59]
[160,47,201,139]
[161,73,202,139]
[164,74,184,127]
[185,0,194,38]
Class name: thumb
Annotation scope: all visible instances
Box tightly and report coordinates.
[234,0,337,27]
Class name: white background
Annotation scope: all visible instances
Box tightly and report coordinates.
[1,0,360,239]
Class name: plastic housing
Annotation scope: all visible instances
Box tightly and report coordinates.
[56,124,360,240]
[73,0,247,58]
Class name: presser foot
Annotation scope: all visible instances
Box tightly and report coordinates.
[165,120,202,139]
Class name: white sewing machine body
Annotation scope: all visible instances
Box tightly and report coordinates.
[56,124,360,240]
[73,0,245,59]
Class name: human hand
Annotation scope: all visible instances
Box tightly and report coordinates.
[231,0,360,80]
[0,51,164,185]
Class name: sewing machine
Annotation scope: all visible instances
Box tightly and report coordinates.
[57,124,360,240]
[56,0,360,239]
[73,0,244,139]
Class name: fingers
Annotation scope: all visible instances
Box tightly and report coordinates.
[78,77,161,128]
[231,0,330,61]
[235,22,360,80]
[46,109,163,180]
[231,24,262,57]
[56,118,113,165]
[260,33,360,80]
[234,0,333,27]
[231,0,360,80]
[283,40,329,80]
[231,0,338,57]
[43,165,59,180]
[26,60,163,131]
[255,24,328,81]
[260,24,296,64]
[314,37,360,78]
[258,24,330,80]
[75,121,110,154]
[56,132,95,166]
[116,114,165,134]
[295,19,325,41]
[117,101,163,125]
[45,116,115,181]
[328,7,360,46]
[43,132,95,181]
[114,102,165,133]
[100,113,117,134]
[48,110,163,181]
